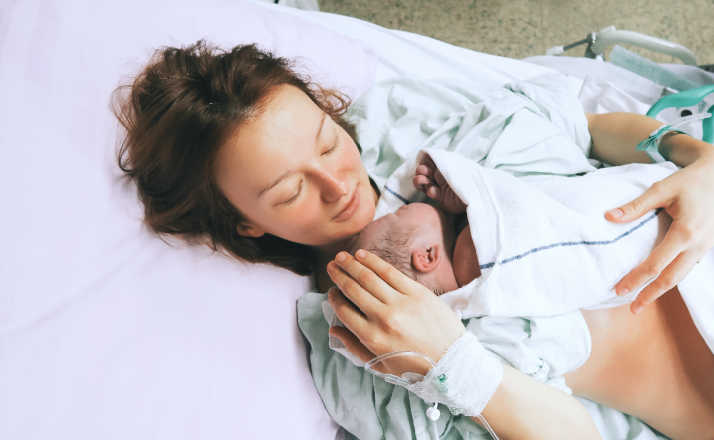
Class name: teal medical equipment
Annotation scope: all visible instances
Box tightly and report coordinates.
[646,84,714,144]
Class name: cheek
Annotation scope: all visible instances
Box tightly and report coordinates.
[337,136,363,172]
[270,198,332,244]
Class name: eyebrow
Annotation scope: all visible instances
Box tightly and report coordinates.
[258,113,327,198]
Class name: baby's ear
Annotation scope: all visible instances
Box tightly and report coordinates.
[411,244,441,274]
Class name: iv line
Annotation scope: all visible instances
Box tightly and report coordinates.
[365,351,500,440]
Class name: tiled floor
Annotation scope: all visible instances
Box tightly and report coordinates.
[319,0,714,65]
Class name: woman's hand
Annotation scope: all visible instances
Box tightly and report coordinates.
[327,250,603,439]
[326,249,465,376]
[607,151,714,314]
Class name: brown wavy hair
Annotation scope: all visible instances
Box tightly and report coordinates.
[112,40,357,275]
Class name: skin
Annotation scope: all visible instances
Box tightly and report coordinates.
[213,84,379,258]
[587,113,714,313]
[350,201,480,291]
[350,202,460,293]
[344,177,714,438]
[215,85,714,438]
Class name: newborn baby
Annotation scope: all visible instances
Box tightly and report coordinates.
[350,157,478,294]
[351,150,676,318]
[349,202,477,295]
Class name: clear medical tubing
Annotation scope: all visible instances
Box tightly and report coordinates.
[647,84,714,143]
[365,351,500,440]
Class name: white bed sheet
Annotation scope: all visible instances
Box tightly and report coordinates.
[0,0,676,439]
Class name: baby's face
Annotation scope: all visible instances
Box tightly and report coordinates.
[352,202,447,252]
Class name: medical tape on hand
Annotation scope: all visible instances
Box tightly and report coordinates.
[402,331,504,417]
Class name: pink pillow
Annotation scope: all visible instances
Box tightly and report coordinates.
[1,1,375,439]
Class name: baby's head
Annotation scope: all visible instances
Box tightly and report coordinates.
[350,202,458,295]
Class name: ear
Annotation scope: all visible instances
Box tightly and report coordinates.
[236,221,265,238]
[411,244,441,274]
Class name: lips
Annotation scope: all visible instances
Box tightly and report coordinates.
[333,184,360,222]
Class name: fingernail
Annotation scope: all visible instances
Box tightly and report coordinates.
[336,252,347,262]
[356,249,366,259]
[608,208,624,219]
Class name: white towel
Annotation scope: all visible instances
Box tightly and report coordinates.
[421,148,677,317]
[424,148,714,356]
[325,148,714,375]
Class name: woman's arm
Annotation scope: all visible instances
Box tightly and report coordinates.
[477,366,601,440]
[327,250,602,440]
[586,112,714,313]
[586,112,712,167]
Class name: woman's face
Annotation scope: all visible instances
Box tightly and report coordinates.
[214,84,377,248]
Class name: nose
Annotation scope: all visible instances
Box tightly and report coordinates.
[312,166,347,203]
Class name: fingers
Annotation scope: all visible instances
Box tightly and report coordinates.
[630,249,703,314]
[327,259,385,315]
[329,326,388,373]
[330,251,396,304]
[327,287,369,336]
[353,249,428,297]
[606,181,671,223]
[614,222,690,296]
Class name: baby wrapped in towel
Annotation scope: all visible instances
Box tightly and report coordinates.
[335,149,677,320]
[348,151,678,306]
[324,148,678,376]
[401,149,676,318]
[313,149,693,438]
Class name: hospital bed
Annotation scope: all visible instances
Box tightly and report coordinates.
[1,1,711,439]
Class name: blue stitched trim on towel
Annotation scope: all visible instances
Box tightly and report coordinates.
[384,186,410,204]
[479,208,663,270]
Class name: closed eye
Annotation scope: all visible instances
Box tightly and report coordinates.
[280,180,303,205]
[321,131,339,156]
[321,143,338,156]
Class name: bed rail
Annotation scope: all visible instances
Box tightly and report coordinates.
[546,26,697,65]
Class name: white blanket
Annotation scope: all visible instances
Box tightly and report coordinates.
[418,148,714,355]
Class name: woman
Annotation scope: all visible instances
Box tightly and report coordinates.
[113,40,714,438]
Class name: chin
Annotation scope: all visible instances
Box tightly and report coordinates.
[356,200,376,229]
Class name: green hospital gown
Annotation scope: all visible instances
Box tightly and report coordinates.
[297,73,665,440]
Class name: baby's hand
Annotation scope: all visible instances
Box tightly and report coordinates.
[413,156,466,214]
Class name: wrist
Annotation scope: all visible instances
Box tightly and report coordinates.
[659,132,714,167]
[406,331,503,417]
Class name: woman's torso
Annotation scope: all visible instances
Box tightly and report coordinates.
[565,287,714,439]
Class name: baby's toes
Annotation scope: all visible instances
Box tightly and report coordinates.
[413,174,431,190]
[415,164,433,177]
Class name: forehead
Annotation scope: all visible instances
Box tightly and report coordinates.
[214,85,323,194]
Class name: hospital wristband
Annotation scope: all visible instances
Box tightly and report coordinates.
[405,331,504,417]
[636,124,687,163]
